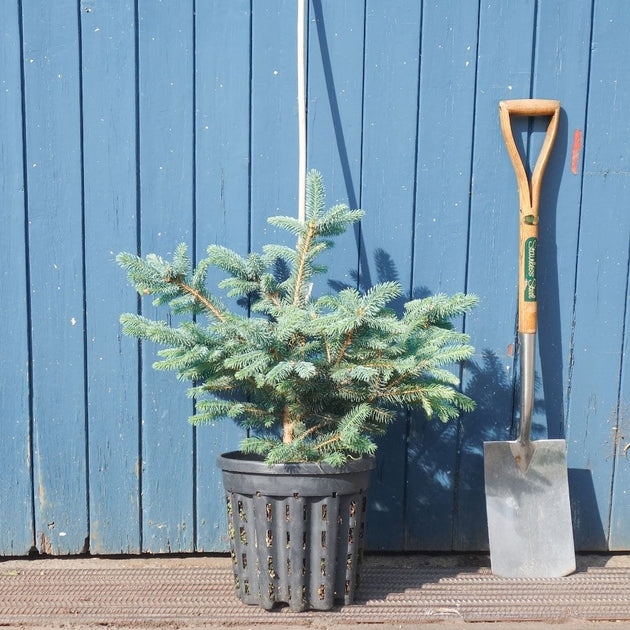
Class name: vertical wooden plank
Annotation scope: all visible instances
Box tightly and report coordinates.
[533,0,600,550]
[306,0,365,300]
[81,0,141,554]
[358,0,422,550]
[405,0,479,551]
[610,292,629,549]
[138,0,195,553]
[569,3,630,550]
[249,0,298,252]
[193,1,250,552]
[307,0,364,207]
[455,0,537,551]
[22,0,89,555]
[0,1,34,555]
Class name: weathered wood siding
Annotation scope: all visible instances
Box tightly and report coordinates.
[1,0,628,555]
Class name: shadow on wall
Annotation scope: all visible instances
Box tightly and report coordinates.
[568,467,607,550]
[313,2,604,550]
[327,247,526,549]
[406,349,525,551]
[328,249,430,550]
[332,247,606,551]
[406,343,605,551]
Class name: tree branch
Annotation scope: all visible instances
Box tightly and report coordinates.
[296,419,332,442]
[334,331,354,366]
[314,434,341,450]
[168,278,226,323]
[323,335,332,363]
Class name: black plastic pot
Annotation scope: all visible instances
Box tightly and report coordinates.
[217,451,376,611]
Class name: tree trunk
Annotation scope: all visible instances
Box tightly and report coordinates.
[282,405,294,443]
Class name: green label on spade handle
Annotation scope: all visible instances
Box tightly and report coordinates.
[524,237,537,302]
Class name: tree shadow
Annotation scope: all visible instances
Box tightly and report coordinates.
[327,248,430,549]
[408,347,544,550]
[351,553,490,604]
[329,248,553,551]
[329,247,431,310]
[447,350,518,550]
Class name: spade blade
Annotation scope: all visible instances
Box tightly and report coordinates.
[484,438,575,578]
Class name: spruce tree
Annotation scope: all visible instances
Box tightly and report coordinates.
[118,170,477,466]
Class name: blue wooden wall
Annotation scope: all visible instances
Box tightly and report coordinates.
[1,0,628,556]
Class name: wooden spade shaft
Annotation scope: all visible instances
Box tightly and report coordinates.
[498,99,560,461]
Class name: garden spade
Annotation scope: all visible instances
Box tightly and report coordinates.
[484,99,575,578]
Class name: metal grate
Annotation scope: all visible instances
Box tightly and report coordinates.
[0,555,629,625]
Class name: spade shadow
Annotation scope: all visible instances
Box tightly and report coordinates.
[568,467,607,551]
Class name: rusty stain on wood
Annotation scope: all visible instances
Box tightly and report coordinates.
[571,129,583,175]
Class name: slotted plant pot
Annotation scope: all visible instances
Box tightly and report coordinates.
[217,451,376,611]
